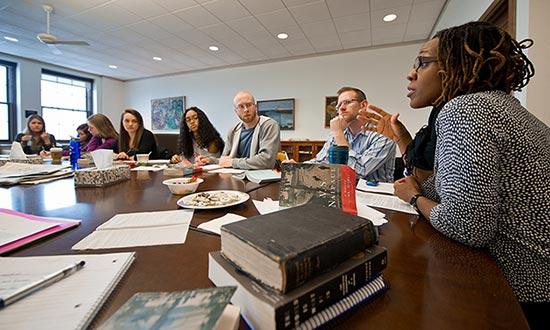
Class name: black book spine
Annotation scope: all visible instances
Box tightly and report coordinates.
[282,221,377,292]
[276,249,387,330]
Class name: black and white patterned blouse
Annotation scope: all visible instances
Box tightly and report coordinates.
[421,90,550,302]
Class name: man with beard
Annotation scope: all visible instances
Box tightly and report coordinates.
[216,91,280,169]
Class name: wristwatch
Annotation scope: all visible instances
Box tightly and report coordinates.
[409,194,422,212]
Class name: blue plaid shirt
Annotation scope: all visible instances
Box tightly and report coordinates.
[309,129,396,182]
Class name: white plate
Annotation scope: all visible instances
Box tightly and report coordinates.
[177,190,250,210]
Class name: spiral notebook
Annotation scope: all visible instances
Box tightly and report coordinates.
[0,252,135,330]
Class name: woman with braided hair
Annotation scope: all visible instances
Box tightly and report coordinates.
[361,21,549,328]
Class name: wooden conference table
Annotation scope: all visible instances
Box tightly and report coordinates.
[0,170,528,329]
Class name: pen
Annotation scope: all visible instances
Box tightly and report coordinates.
[0,260,85,309]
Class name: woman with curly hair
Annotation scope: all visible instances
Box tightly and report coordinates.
[171,107,224,166]
[361,22,549,328]
[15,114,57,154]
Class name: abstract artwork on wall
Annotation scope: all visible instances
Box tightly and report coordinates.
[257,98,295,130]
[151,96,186,131]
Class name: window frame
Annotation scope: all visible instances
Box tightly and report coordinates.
[40,69,94,142]
[0,59,17,142]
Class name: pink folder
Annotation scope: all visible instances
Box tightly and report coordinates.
[0,208,80,254]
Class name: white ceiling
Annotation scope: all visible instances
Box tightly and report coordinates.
[0,0,446,81]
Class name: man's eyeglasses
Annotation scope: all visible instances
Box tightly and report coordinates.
[235,102,255,111]
[335,99,359,111]
[413,56,437,71]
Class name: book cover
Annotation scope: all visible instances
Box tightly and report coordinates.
[99,287,236,330]
[220,204,378,293]
[279,163,357,215]
[209,246,387,330]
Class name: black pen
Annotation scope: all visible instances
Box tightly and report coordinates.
[0,260,86,309]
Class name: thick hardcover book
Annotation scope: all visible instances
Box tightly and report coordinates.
[220,204,378,293]
[279,163,357,215]
[209,246,387,330]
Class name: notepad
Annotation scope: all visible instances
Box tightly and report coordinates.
[0,252,135,330]
[197,213,246,235]
[233,170,281,184]
[0,209,80,255]
[356,179,395,195]
[72,210,193,250]
[356,190,418,215]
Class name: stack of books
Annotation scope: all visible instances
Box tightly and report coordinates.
[208,204,388,329]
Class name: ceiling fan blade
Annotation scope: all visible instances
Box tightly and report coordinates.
[54,40,90,46]
[47,43,62,55]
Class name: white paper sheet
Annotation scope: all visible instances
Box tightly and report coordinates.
[252,198,283,215]
[356,190,418,215]
[356,204,388,226]
[72,210,193,250]
[0,213,56,246]
[0,252,135,330]
[197,213,246,235]
[209,168,246,174]
[202,164,222,171]
[356,179,395,195]
[130,165,167,172]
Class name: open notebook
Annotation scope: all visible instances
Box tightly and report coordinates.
[0,252,135,330]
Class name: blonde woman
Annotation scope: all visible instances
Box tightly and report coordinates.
[15,114,56,154]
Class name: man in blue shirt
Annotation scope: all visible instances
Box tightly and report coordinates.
[310,87,396,182]
[217,91,280,169]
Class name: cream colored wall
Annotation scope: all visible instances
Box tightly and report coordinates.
[526,0,550,125]
[121,43,426,143]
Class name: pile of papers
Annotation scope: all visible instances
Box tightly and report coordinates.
[0,162,72,186]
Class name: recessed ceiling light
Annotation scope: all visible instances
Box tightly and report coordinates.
[153,56,162,61]
[277,33,288,40]
[108,65,118,69]
[383,14,397,22]
[209,45,219,51]
[4,36,19,42]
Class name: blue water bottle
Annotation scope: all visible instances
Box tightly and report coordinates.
[69,139,80,170]
[328,145,349,164]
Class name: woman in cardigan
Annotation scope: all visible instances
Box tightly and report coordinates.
[115,109,158,160]
[362,22,549,329]
[15,114,56,154]
[171,106,224,166]
[85,114,119,152]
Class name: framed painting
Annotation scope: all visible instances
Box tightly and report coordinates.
[325,96,338,128]
[257,98,295,130]
[151,96,186,132]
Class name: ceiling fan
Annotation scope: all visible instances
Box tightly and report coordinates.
[37,4,89,54]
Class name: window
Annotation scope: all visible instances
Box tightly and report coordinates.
[0,60,16,142]
[41,69,93,141]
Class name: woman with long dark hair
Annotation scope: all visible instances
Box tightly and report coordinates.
[171,107,224,166]
[15,114,56,154]
[361,22,548,328]
[116,109,158,160]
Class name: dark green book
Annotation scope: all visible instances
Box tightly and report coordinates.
[220,204,378,293]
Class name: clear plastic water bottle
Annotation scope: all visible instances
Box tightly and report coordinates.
[69,139,80,170]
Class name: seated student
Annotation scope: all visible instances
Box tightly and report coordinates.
[85,114,119,152]
[363,22,549,329]
[203,91,279,170]
[15,114,56,155]
[305,87,396,182]
[171,106,224,166]
[76,123,92,152]
[115,109,158,160]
